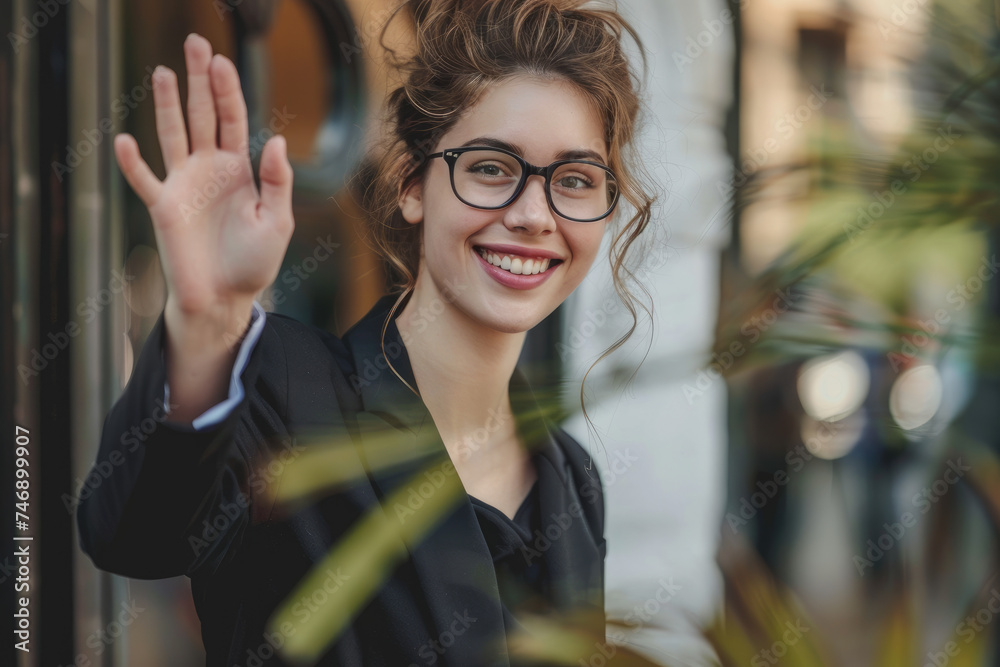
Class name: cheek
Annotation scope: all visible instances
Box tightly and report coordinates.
[568,226,606,268]
[420,206,489,270]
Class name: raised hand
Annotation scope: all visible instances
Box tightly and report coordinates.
[114,33,295,422]
[114,32,294,322]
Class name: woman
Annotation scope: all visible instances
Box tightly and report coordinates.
[77,0,655,664]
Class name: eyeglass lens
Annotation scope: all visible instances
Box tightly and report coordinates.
[452,149,617,221]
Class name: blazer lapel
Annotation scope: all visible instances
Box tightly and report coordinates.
[508,368,606,635]
[527,430,602,606]
[342,294,511,666]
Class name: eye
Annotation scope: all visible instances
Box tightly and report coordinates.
[468,162,513,178]
[557,174,594,190]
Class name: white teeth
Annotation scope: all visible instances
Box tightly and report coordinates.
[477,247,556,275]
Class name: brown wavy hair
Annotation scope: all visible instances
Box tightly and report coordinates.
[347,0,657,450]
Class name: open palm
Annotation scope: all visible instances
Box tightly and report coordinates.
[113,33,294,319]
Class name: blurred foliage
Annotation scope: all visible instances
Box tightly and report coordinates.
[707,0,1000,665]
[705,533,831,666]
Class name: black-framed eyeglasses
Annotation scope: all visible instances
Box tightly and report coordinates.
[425,146,620,223]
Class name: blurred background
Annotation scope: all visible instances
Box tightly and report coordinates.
[2,0,1000,665]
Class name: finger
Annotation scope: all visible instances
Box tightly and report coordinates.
[113,133,163,207]
[183,33,218,152]
[151,66,189,173]
[210,54,249,155]
[257,135,294,228]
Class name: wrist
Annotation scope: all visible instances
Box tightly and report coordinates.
[161,295,256,424]
[165,294,255,353]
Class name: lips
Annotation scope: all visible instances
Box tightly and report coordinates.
[472,246,561,289]
[474,245,564,272]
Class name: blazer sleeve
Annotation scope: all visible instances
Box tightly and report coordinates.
[76,303,291,579]
[163,300,267,431]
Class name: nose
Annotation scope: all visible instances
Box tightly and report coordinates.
[502,173,557,235]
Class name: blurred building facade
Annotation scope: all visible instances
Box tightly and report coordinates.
[739,0,927,273]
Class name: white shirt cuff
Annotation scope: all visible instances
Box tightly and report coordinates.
[162,301,267,431]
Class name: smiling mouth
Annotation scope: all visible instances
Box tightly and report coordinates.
[474,246,564,275]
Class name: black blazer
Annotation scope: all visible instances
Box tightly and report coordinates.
[77,293,607,666]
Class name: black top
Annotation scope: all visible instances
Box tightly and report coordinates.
[77,293,606,666]
[470,471,544,643]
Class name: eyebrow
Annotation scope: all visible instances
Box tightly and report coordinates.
[457,136,608,165]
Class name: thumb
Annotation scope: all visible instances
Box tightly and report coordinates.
[258,135,293,221]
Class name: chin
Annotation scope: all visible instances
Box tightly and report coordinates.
[467,302,543,335]
[489,318,536,335]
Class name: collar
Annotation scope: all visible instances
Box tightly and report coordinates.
[341,292,573,487]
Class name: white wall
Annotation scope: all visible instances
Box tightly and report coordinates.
[562,1,734,664]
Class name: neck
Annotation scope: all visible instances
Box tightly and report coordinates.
[395,273,525,457]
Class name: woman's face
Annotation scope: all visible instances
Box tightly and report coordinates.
[399,75,611,334]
